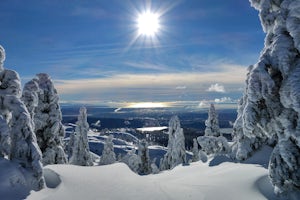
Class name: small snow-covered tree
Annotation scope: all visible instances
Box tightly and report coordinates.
[68,131,75,159]
[161,116,186,170]
[199,105,230,156]
[197,136,230,155]
[159,157,164,171]
[23,73,67,165]
[70,107,93,166]
[233,0,300,196]
[117,153,122,161]
[205,104,221,137]
[192,138,199,162]
[199,150,208,163]
[122,149,141,173]
[137,139,151,175]
[99,135,116,165]
[0,45,44,190]
[151,158,159,174]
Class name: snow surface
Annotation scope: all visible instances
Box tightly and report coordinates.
[24,146,284,200]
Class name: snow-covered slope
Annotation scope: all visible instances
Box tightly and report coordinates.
[27,163,274,200]
[25,146,282,200]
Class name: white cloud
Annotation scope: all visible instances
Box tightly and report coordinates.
[207,83,226,93]
[214,97,232,103]
[198,101,209,108]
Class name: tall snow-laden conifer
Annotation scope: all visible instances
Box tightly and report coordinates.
[161,116,186,170]
[23,73,67,165]
[192,138,199,162]
[0,115,10,157]
[231,68,267,160]
[70,107,93,166]
[137,139,151,175]
[99,135,116,165]
[68,131,75,159]
[233,0,300,196]
[205,104,221,137]
[0,45,44,190]
[0,45,5,70]
[21,80,39,119]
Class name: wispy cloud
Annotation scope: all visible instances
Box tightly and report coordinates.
[207,83,226,93]
[54,65,246,102]
[124,61,171,72]
[56,69,244,93]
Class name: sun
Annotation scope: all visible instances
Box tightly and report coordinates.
[137,11,160,37]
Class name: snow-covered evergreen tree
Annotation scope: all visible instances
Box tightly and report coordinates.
[68,131,75,159]
[0,115,10,158]
[0,45,5,71]
[0,45,44,190]
[70,107,93,166]
[24,73,67,165]
[137,139,151,175]
[99,135,116,165]
[205,104,221,137]
[21,80,39,119]
[231,71,267,160]
[159,157,164,171]
[199,104,230,155]
[197,136,230,155]
[233,0,300,196]
[121,149,141,173]
[151,158,160,174]
[192,138,199,162]
[161,116,186,170]
[117,153,122,161]
[199,150,208,163]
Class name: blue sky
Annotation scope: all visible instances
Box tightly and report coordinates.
[0,0,265,106]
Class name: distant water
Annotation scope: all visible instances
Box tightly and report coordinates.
[61,104,237,130]
[137,126,168,132]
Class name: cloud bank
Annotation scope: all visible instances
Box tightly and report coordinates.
[54,65,246,103]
